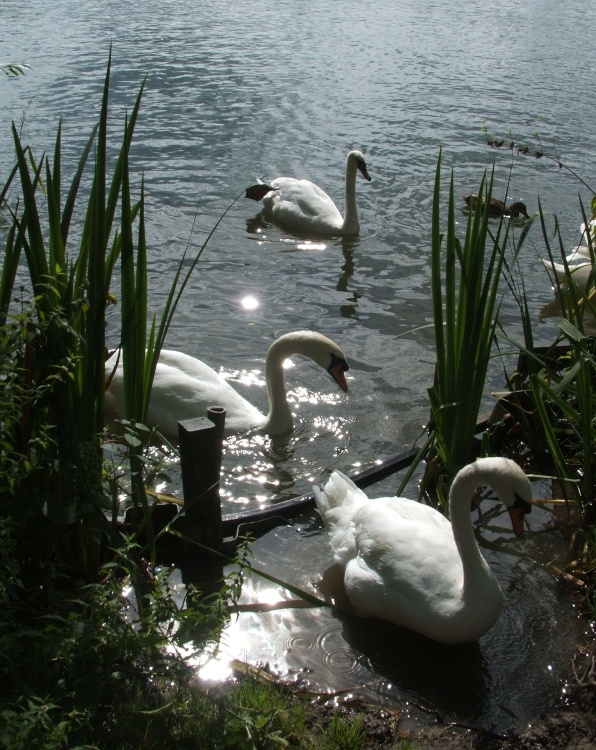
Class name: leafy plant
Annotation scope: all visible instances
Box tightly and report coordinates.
[500,197,596,509]
[319,714,367,750]
[0,49,147,580]
[1,63,30,77]
[404,151,532,507]
[0,514,249,749]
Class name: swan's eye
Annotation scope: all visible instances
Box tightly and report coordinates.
[328,353,349,392]
[329,352,349,372]
[512,492,532,514]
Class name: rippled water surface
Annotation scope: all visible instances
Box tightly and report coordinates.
[2,0,595,731]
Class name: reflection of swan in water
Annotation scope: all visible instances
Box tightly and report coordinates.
[105,331,349,439]
[313,458,532,644]
[246,150,371,236]
[336,241,356,293]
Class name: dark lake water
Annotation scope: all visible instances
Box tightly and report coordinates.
[2,0,595,733]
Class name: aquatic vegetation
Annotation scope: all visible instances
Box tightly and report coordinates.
[401,151,532,507]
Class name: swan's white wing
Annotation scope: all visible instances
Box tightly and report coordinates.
[105,354,266,437]
[146,362,266,436]
[264,177,343,233]
[567,244,592,262]
[157,349,229,383]
[380,496,453,531]
[344,501,464,627]
[313,471,369,565]
[542,257,594,285]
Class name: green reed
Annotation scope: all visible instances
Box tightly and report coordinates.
[503,197,596,507]
[417,151,528,507]
[0,50,148,578]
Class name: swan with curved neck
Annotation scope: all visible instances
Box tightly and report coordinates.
[313,457,532,644]
[245,150,371,236]
[105,331,349,438]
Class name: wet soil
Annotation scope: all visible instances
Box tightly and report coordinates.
[296,675,596,749]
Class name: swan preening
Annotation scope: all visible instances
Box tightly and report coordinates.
[105,331,349,439]
[462,193,529,220]
[245,150,371,236]
[313,457,533,644]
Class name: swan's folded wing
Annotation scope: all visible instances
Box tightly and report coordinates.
[268,178,343,228]
[313,471,369,566]
[147,362,266,436]
[291,180,342,221]
[157,350,229,384]
[350,502,462,594]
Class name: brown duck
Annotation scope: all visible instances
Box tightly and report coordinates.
[462,194,529,219]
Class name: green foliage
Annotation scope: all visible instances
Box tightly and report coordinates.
[0,63,30,77]
[0,515,245,749]
[1,50,147,580]
[406,151,532,507]
[0,297,93,571]
[212,678,305,749]
[501,198,596,508]
[583,527,596,620]
[319,714,367,750]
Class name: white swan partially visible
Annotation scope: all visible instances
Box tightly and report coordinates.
[541,245,595,289]
[105,331,349,438]
[313,457,533,644]
[245,150,371,236]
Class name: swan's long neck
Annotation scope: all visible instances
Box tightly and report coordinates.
[448,465,497,596]
[341,158,360,235]
[262,336,296,435]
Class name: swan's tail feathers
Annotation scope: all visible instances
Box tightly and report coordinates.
[245,182,277,202]
[313,471,367,565]
[313,470,365,513]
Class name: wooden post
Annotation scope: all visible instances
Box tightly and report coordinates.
[178,408,226,555]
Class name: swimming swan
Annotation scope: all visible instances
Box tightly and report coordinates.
[313,457,532,644]
[245,150,371,236]
[462,194,529,219]
[105,331,349,438]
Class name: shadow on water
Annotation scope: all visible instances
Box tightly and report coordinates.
[318,561,489,722]
[340,613,489,722]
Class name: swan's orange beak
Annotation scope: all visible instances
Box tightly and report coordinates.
[328,361,349,393]
[508,506,526,539]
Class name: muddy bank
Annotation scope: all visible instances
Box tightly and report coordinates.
[294,679,595,749]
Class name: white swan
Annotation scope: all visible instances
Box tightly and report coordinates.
[313,457,533,644]
[105,331,349,438]
[541,245,595,289]
[245,150,371,236]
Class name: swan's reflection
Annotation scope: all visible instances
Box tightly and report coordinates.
[539,296,596,335]
[336,240,356,292]
[341,614,489,720]
[337,238,362,318]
